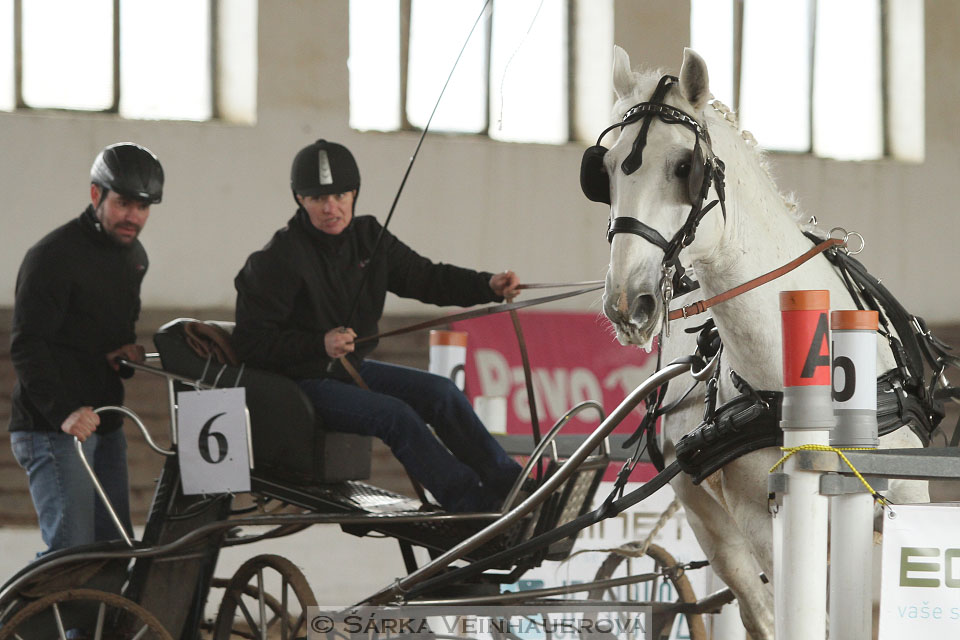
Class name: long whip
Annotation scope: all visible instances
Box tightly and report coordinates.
[343,0,493,329]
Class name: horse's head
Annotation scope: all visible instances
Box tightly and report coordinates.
[588,47,726,349]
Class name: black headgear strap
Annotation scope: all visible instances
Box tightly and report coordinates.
[620,74,678,175]
[601,75,726,297]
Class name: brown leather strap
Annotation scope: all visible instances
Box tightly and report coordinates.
[667,237,843,321]
[183,321,240,366]
[337,355,369,390]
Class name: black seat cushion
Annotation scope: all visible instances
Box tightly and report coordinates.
[153,319,371,484]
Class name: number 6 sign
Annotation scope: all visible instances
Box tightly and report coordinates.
[177,387,252,495]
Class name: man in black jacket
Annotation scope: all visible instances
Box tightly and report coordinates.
[10,142,163,553]
[234,139,524,512]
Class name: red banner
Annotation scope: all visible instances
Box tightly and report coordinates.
[452,311,659,481]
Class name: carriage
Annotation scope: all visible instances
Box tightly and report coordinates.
[0,317,731,640]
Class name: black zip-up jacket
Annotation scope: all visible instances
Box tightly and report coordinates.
[9,207,148,434]
[233,210,500,380]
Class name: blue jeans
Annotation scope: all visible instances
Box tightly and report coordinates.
[298,361,522,512]
[10,429,132,554]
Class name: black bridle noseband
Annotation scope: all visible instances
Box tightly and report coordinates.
[581,75,727,322]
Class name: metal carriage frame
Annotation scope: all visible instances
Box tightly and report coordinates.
[0,319,734,640]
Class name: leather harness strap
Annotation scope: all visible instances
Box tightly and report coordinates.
[666,237,844,321]
[338,355,369,390]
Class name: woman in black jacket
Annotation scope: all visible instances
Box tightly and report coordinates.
[234,139,524,512]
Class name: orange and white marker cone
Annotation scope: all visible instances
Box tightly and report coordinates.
[831,310,880,448]
[775,290,835,640]
[829,309,879,640]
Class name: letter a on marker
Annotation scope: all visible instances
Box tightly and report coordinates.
[800,313,830,379]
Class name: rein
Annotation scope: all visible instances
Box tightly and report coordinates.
[355,284,603,344]
[666,236,845,321]
[351,283,602,459]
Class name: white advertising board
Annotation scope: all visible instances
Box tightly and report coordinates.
[879,503,960,637]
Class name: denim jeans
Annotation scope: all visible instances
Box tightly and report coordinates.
[10,428,132,554]
[298,360,522,512]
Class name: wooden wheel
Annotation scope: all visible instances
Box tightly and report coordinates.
[587,542,707,640]
[0,588,172,640]
[212,554,317,640]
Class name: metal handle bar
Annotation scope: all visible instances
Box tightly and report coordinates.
[116,358,217,390]
[117,358,255,469]
[500,400,607,513]
[72,406,175,548]
[362,355,702,605]
[116,357,235,448]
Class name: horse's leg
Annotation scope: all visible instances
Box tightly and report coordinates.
[669,472,775,639]
[717,450,782,577]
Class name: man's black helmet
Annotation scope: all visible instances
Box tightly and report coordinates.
[291,139,360,197]
[90,142,164,204]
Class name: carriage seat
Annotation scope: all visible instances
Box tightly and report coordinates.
[153,318,372,484]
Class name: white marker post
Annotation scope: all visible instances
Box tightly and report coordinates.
[428,330,468,390]
[775,290,835,640]
[829,310,879,640]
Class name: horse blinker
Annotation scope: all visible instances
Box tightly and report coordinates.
[580,139,710,208]
[580,145,611,204]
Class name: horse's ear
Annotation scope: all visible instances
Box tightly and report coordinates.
[679,47,710,111]
[612,45,634,100]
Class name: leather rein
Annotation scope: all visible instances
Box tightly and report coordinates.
[666,235,846,321]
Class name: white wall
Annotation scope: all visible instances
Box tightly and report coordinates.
[1,0,958,321]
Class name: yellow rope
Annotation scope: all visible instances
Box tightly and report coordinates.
[769,444,890,507]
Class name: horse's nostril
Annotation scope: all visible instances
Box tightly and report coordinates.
[635,294,656,320]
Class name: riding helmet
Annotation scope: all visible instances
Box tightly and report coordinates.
[290,139,361,198]
[90,142,164,204]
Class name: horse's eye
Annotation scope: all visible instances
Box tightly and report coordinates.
[675,162,691,178]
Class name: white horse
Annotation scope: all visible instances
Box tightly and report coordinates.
[598,47,928,638]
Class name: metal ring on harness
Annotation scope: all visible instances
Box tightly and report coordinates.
[830,226,865,256]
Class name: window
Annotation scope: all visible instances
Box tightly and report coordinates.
[0,0,13,111]
[350,0,611,145]
[691,0,923,161]
[1,0,257,123]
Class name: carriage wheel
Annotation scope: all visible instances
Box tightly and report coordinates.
[0,588,172,640]
[204,579,293,637]
[587,542,707,640]
[212,554,317,640]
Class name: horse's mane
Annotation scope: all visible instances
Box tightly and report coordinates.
[611,68,819,237]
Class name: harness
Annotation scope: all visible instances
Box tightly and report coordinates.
[581,74,957,484]
[580,75,726,321]
[672,241,950,484]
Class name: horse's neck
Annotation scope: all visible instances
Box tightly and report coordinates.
[689,126,855,386]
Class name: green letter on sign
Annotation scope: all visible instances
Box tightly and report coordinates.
[946,548,960,588]
[900,547,940,587]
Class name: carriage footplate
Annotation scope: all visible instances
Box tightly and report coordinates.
[250,476,425,514]
[250,476,530,565]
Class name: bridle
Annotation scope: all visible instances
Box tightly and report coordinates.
[581,74,727,335]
